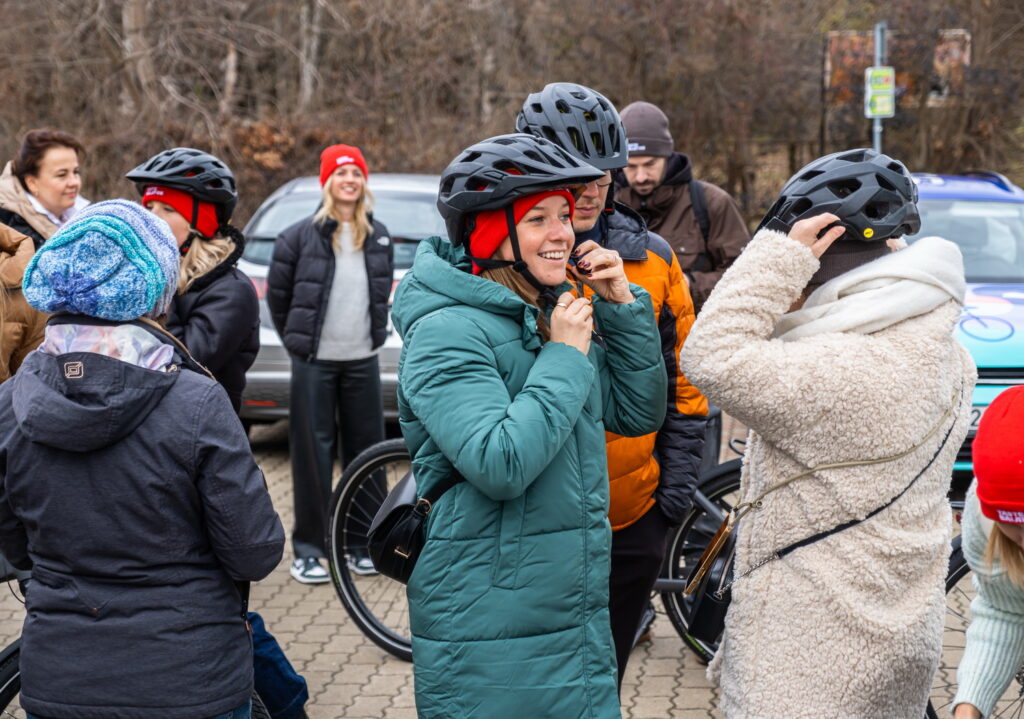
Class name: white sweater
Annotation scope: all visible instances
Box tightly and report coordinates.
[681,230,976,718]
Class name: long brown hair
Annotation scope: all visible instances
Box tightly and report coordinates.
[480,265,551,341]
[985,527,1024,588]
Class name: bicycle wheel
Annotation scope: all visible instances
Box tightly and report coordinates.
[325,438,413,662]
[925,536,1024,718]
[0,638,19,716]
[660,460,742,662]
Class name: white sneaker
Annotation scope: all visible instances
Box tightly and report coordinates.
[347,555,379,576]
[290,557,330,584]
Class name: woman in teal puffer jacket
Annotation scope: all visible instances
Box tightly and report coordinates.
[392,134,667,719]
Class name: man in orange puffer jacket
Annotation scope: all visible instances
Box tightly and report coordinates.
[517,83,709,686]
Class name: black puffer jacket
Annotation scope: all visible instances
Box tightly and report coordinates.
[166,239,259,413]
[267,215,393,360]
[0,318,284,718]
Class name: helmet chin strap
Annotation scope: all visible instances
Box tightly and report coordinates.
[178,196,205,257]
[178,229,204,257]
[467,206,562,306]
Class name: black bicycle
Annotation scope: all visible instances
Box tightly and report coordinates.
[324,436,742,663]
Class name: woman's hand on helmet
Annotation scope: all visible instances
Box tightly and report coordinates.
[569,240,633,304]
[789,213,846,258]
[550,292,593,356]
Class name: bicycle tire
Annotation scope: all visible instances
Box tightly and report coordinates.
[660,460,742,662]
[0,638,19,711]
[326,438,414,662]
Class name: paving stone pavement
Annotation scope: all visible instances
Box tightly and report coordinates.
[0,419,745,718]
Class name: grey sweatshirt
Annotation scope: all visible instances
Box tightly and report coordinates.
[317,222,375,361]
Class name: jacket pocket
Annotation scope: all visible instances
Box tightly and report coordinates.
[30,566,122,618]
[491,497,526,589]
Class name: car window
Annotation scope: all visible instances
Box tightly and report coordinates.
[242,187,445,268]
[914,199,1024,283]
[248,193,320,241]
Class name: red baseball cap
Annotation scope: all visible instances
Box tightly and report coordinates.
[974,386,1024,524]
[320,144,369,186]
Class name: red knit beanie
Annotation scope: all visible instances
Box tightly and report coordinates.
[319,144,369,186]
[468,189,576,275]
[974,386,1024,524]
[141,185,219,239]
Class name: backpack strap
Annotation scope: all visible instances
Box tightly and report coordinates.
[688,179,712,272]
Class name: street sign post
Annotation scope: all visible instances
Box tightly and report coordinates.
[869,21,890,152]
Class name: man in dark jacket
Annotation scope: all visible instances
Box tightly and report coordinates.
[517,84,708,686]
[0,200,284,719]
[615,101,751,312]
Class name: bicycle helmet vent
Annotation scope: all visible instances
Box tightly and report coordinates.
[756,148,921,242]
[515,83,628,171]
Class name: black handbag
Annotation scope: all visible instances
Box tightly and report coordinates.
[367,468,462,584]
[684,517,736,645]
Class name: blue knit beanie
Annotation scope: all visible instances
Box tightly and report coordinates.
[23,199,180,321]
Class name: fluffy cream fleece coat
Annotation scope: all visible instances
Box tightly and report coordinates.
[681,230,976,719]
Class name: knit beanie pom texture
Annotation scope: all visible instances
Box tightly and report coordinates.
[23,199,180,321]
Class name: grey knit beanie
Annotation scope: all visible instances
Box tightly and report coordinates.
[620,101,674,157]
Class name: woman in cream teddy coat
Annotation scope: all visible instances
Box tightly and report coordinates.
[681,213,976,718]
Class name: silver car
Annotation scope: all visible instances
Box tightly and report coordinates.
[237,173,445,424]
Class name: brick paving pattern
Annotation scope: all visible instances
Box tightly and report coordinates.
[0,420,749,717]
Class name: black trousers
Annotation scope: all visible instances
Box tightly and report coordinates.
[289,354,384,559]
[608,502,672,687]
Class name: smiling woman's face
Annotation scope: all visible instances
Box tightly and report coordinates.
[495,194,574,286]
[24,146,81,217]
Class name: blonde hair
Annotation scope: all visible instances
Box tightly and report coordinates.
[985,526,1024,588]
[313,177,374,250]
[178,234,237,293]
[480,265,551,342]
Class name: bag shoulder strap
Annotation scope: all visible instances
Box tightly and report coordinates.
[689,178,711,250]
[421,469,464,506]
[776,405,961,560]
[133,317,216,381]
[734,387,961,523]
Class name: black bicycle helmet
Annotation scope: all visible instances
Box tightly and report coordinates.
[438,133,603,294]
[757,148,920,241]
[438,133,604,249]
[515,83,628,172]
[126,148,238,226]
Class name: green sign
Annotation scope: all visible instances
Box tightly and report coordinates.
[865,65,896,118]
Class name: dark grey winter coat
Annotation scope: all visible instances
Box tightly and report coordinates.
[0,320,284,718]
